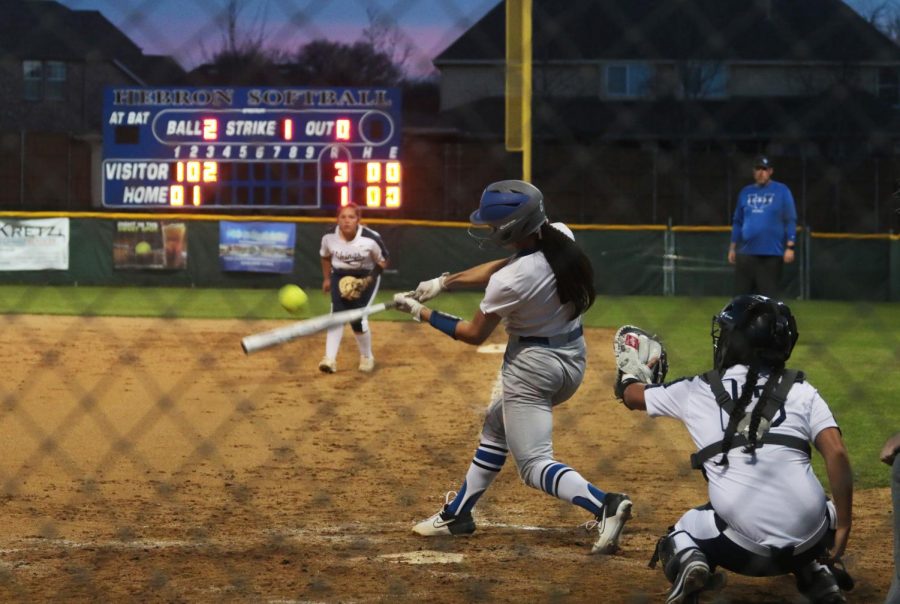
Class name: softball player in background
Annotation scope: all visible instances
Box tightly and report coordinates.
[393,180,633,554]
[319,203,388,373]
[617,295,852,604]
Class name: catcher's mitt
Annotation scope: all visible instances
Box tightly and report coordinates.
[338,275,373,301]
[613,325,668,399]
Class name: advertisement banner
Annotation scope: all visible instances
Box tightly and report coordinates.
[219,221,296,273]
[113,220,188,270]
[0,218,69,270]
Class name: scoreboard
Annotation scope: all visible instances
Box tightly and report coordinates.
[102,87,402,210]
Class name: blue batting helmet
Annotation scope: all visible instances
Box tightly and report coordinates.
[468,180,548,246]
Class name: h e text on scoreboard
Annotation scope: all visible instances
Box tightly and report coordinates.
[102,87,402,209]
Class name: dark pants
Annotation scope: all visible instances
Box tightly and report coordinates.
[693,506,831,577]
[735,254,783,298]
[330,271,377,333]
[888,456,900,604]
[696,529,829,578]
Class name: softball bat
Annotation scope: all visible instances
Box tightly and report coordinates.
[241,301,397,354]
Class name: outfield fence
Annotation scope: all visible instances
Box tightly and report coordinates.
[1,213,899,301]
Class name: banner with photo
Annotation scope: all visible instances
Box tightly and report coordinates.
[219,221,296,273]
[0,218,69,270]
[113,220,188,270]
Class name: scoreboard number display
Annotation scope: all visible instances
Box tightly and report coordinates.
[102,87,402,210]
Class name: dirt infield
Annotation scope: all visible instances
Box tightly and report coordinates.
[0,315,893,602]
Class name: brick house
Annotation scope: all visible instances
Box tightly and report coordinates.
[0,0,184,210]
[421,0,900,231]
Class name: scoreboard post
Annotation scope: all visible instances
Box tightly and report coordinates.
[102,87,402,210]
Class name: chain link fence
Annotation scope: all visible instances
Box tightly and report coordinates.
[0,0,898,602]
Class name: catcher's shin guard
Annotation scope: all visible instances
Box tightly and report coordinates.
[794,562,846,604]
[665,549,711,604]
[650,532,724,604]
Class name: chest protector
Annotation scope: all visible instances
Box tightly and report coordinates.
[690,368,811,471]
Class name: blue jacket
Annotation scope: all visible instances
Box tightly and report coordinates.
[731,180,797,256]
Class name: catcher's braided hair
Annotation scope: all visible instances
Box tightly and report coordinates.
[538,222,595,319]
[742,365,786,455]
[716,362,761,467]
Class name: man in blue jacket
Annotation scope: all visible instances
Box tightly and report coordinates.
[728,156,797,297]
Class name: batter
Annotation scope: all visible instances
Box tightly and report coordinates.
[393,179,633,554]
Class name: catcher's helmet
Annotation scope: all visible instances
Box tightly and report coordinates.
[468,180,548,246]
[711,294,798,371]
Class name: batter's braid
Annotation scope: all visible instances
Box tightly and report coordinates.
[716,363,760,467]
[538,222,595,319]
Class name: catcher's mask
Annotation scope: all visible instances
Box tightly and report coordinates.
[711,294,798,371]
[468,180,548,246]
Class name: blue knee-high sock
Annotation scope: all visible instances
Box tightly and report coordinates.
[530,460,607,517]
[446,438,508,516]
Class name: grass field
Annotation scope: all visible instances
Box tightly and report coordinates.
[0,284,896,488]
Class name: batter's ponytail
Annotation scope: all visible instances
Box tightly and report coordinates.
[538,223,595,319]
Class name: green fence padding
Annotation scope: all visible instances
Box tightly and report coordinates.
[577,230,665,296]
[672,231,801,299]
[368,224,506,291]
[810,237,890,301]
[892,238,900,302]
[0,217,896,300]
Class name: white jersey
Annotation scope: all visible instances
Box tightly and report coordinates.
[319,225,387,272]
[645,365,839,548]
[480,222,582,337]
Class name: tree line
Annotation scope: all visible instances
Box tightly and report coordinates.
[191,1,427,87]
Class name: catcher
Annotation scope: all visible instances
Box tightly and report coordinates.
[318,203,388,373]
[613,296,853,604]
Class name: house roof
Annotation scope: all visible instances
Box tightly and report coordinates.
[0,0,184,84]
[434,92,900,142]
[436,0,900,65]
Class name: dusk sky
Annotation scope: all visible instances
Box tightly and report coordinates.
[57,0,886,76]
[59,0,499,75]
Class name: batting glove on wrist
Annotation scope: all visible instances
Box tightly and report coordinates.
[393,293,425,321]
[413,272,448,302]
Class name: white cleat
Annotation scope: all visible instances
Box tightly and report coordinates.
[588,492,633,554]
[318,357,337,373]
[358,356,375,373]
[412,492,476,536]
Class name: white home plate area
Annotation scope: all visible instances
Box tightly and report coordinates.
[377,550,465,564]
[476,343,506,354]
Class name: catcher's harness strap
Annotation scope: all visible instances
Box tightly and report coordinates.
[512,325,583,347]
[690,368,810,471]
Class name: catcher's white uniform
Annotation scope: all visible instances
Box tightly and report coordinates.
[645,365,838,558]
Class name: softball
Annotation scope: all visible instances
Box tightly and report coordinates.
[278,284,308,313]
